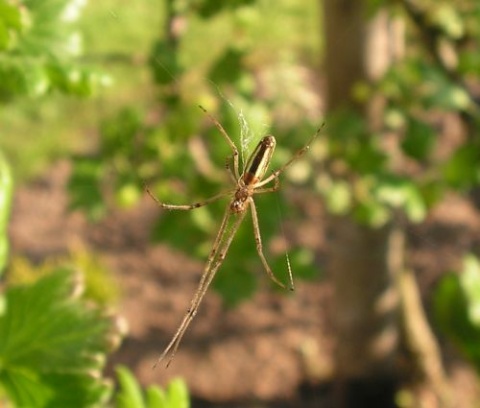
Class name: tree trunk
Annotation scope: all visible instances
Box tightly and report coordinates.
[329,217,402,407]
[322,1,403,406]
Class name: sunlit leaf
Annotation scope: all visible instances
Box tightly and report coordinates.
[116,365,145,408]
[0,269,120,407]
[115,366,189,408]
[460,255,480,326]
[433,255,480,372]
[165,378,189,408]
[0,152,13,275]
[323,180,351,215]
[430,4,464,39]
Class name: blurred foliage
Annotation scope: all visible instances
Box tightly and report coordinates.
[319,0,480,227]
[1,0,480,397]
[0,0,120,182]
[68,0,321,306]
[66,0,480,306]
[115,366,189,408]
[7,244,121,307]
[3,0,480,314]
[0,152,13,275]
[0,0,110,100]
[433,255,480,371]
[0,268,124,407]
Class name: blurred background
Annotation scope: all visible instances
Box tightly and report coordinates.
[1,0,480,407]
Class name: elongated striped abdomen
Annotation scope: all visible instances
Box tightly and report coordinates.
[242,136,276,186]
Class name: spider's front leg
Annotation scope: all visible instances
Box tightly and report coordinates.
[254,173,280,194]
[225,155,238,184]
[257,125,324,188]
[198,105,241,180]
[144,182,232,211]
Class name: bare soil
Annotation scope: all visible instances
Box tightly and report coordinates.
[9,160,480,407]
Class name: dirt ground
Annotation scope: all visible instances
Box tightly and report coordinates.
[9,160,480,407]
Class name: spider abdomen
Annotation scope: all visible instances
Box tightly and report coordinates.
[242,135,276,186]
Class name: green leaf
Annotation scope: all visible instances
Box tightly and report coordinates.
[209,48,244,84]
[442,144,480,189]
[458,49,480,75]
[165,378,189,408]
[271,247,319,283]
[433,255,480,372]
[0,0,109,99]
[322,180,351,215]
[67,156,106,220]
[459,255,480,326]
[115,366,189,408]
[353,199,389,227]
[0,268,120,407]
[195,0,256,18]
[213,262,257,308]
[401,118,436,160]
[0,152,13,275]
[374,175,427,222]
[430,4,464,39]
[421,67,471,111]
[149,40,182,86]
[145,386,167,408]
[115,365,146,408]
[0,0,25,50]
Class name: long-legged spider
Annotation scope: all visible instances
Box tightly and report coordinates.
[146,106,320,368]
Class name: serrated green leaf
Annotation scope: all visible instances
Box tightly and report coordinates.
[0,269,118,407]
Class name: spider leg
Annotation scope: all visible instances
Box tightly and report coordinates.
[154,206,247,368]
[249,197,294,291]
[199,105,241,180]
[256,124,324,188]
[254,175,280,194]
[225,155,238,184]
[144,183,232,211]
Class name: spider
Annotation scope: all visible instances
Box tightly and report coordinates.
[146,106,321,368]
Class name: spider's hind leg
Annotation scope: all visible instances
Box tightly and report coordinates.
[248,197,294,291]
